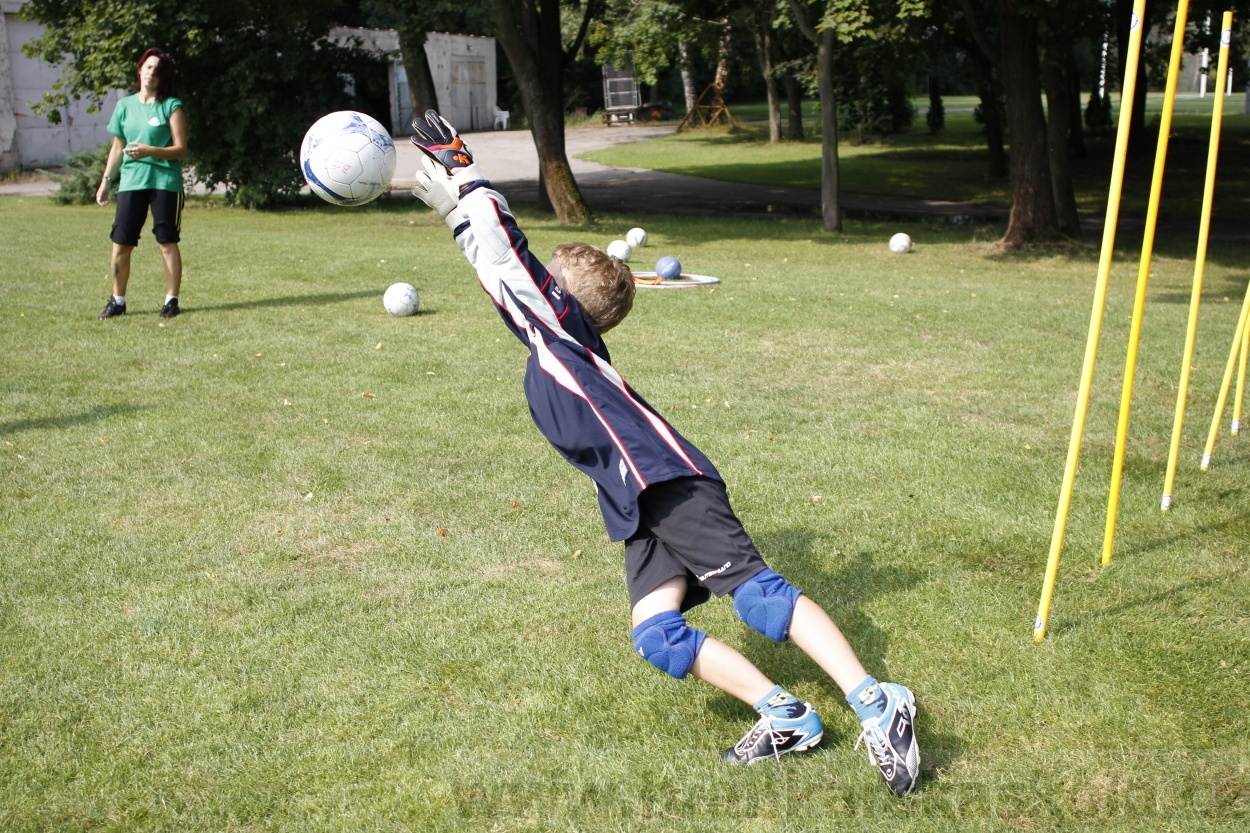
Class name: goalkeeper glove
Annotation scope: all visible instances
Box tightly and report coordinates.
[411,154,468,230]
[410,109,485,193]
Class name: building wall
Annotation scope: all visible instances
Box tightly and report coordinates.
[424,33,496,133]
[1,1,122,172]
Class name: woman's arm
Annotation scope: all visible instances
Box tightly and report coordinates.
[124,106,187,162]
[96,136,126,206]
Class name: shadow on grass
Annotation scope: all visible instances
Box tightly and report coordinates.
[189,289,392,313]
[0,403,152,436]
[696,527,961,776]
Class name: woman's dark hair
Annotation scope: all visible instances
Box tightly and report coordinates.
[136,48,175,101]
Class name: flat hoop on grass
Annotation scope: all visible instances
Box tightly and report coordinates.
[632,272,720,289]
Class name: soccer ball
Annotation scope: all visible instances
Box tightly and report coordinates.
[383,282,420,316]
[607,239,633,261]
[626,227,648,248]
[655,256,681,280]
[300,111,396,206]
[889,233,913,254]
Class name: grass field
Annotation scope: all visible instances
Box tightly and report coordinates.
[586,98,1250,223]
[2,193,1249,831]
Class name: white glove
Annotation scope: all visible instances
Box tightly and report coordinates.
[411,154,468,230]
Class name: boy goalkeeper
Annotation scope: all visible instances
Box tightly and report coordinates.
[408,110,920,794]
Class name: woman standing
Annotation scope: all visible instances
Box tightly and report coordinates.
[96,48,187,319]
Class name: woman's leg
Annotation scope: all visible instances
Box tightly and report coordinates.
[110,243,134,296]
[158,242,182,297]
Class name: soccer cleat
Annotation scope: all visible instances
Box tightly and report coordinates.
[410,110,476,173]
[98,298,126,319]
[160,298,180,318]
[720,702,823,765]
[854,682,920,796]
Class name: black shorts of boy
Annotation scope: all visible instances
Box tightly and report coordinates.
[624,476,770,613]
[110,189,185,247]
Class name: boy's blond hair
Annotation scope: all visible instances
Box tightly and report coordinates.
[551,242,635,333]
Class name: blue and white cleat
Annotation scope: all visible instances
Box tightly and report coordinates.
[720,702,824,764]
[854,682,920,795]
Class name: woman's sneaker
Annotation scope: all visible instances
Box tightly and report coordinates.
[160,298,180,318]
[854,682,920,795]
[98,298,126,319]
[720,702,823,764]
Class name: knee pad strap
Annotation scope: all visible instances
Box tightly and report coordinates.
[630,610,706,679]
[733,568,802,642]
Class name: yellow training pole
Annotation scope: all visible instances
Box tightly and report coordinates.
[1034,0,1147,641]
[1232,308,1249,434]
[1161,11,1234,510]
[1102,0,1191,561]
[1201,290,1250,469]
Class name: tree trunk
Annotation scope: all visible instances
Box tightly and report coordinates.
[752,5,781,143]
[1067,49,1086,158]
[678,41,698,117]
[491,0,590,224]
[397,27,438,120]
[817,29,841,231]
[997,3,1058,248]
[968,46,1007,178]
[1040,30,1081,237]
[784,70,804,140]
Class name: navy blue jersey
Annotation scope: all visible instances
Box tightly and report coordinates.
[452,184,721,540]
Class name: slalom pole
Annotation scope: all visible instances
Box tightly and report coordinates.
[1161,11,1234,510]
[1034,0,1148,641]
[1102,0,1191,561]
[1232,305,1249,434]
[1201,290,1250,469]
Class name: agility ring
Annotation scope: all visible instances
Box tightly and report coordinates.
[632,272,720,288]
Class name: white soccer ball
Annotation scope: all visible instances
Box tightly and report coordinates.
[889,232,913,254]
[626,227,648,248]
[300,111,397,206]
[383,282,420,316]
[606,239,633,261]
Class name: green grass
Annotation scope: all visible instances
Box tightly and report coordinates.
[2,194,1250,831]
[586,98,1250,223]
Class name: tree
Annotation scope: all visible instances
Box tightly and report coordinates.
[491,0,600,223]
[21,0,375,208]
[786,0,926,232]
[364,2,495,122]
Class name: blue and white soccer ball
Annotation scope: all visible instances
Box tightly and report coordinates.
[383,282,420,316]
[300,111,396,206]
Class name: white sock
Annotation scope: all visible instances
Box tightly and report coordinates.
[165,295,177,304]
[114,294,126,305]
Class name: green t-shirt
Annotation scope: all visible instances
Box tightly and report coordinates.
[107,93,184,192]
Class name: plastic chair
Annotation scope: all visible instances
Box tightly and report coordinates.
[493,107,510,130]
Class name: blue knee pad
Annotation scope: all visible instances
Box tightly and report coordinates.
[630,610,706,679]
[733,568,802,642]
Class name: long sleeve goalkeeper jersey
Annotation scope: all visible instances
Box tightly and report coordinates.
[451,183,720,541]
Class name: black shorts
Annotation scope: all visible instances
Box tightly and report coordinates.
[110,189,184,246]
[624,476,769,613]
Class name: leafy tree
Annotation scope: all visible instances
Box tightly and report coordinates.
[787,0,926,232]
[22,0,377,208]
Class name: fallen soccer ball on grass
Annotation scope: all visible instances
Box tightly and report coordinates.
[655,256,682,280]
[626,227,648,248]
[300,111,396,206]
[607,239,633,261]
[889,233,913,254]
[383,282,420,316]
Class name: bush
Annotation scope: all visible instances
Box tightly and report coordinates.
[40,145,112,205]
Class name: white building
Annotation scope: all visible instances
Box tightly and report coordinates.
[1,0,123,171]
[423,32,497,133]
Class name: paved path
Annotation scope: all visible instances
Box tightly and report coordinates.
[4,126,1244,238]
[0,123,1008,221]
